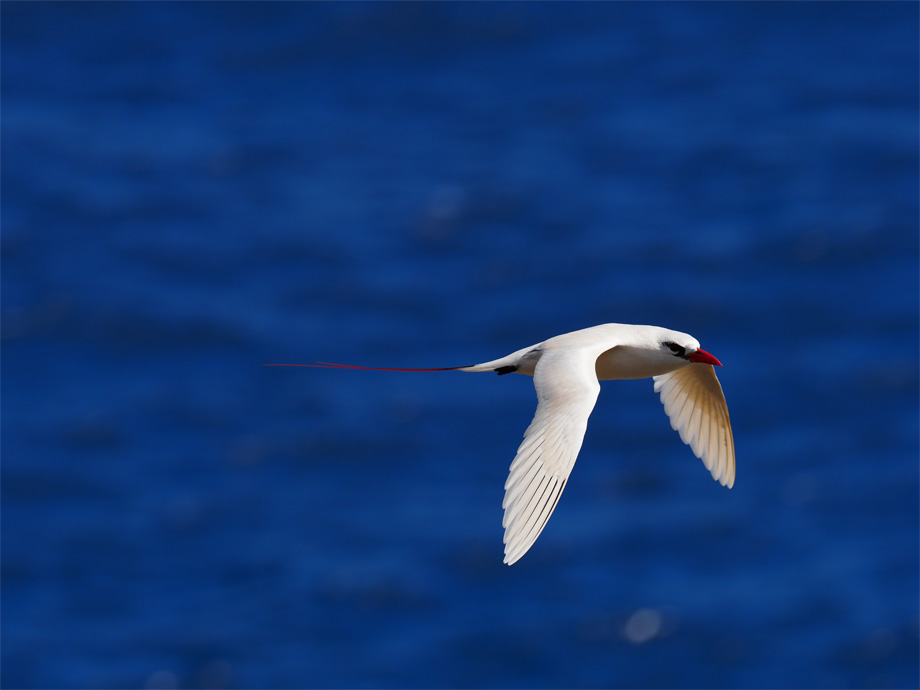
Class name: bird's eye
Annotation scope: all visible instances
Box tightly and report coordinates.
[663,341,686,356]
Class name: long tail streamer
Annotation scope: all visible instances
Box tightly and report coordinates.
[264,362,463,372]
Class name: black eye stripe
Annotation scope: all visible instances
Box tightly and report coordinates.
[663,341,685,356]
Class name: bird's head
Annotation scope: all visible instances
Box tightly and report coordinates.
[658,334,722,367]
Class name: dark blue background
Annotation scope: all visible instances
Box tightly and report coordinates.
[2,3,918,688]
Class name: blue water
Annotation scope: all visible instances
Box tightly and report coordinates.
[2,3,918,688]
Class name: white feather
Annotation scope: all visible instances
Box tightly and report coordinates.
[501,346,602,565]
[653,364,735,488]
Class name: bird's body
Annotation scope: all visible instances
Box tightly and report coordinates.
[269,323,735,565]
[459,323,712,379]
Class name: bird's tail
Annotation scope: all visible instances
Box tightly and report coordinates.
[264,362,465,371]
[265,342,542,376]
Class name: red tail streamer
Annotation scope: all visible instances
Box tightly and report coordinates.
[264,362,462,372]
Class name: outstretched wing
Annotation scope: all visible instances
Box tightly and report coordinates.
[653,364,735,488]
[502,347,601,565]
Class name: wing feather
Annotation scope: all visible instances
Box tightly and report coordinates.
[502,347,602,565]
[653,364,735,488]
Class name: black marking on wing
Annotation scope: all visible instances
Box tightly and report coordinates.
[532,478,566,543]
[495,365,518,376]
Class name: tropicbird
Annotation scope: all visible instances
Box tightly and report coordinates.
[269,323,734,565]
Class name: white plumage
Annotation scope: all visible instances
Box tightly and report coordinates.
[454,323,735,564]
[272,322,735,565]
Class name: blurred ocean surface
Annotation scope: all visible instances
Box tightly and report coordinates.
[2,3,918,688]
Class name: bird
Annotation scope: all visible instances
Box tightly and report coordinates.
[268,323,734,565]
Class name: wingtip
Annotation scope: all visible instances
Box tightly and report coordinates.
[716,465,735,489]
